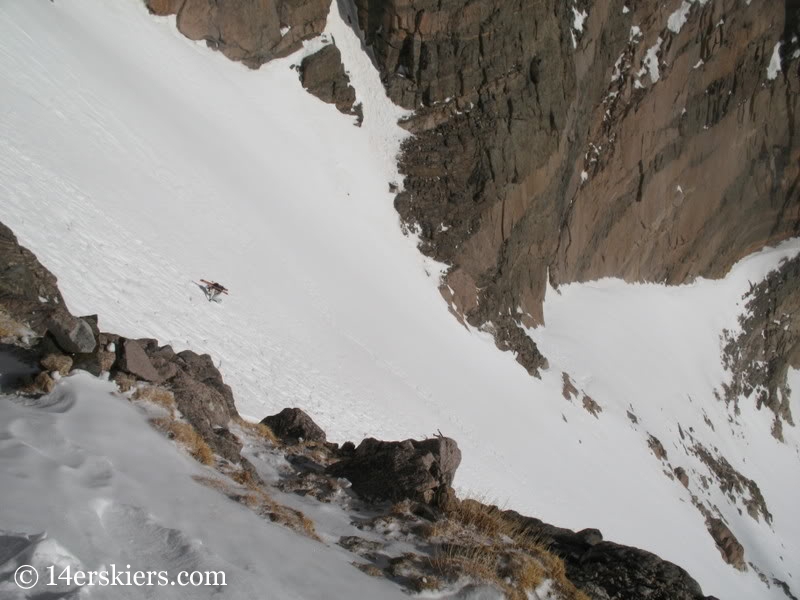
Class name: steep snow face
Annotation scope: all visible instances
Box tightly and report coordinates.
[1,0,798,599]
[0,373,406,599]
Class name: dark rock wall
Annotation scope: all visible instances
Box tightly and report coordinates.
[355,0,799,375]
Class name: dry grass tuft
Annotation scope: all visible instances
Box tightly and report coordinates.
[432,542,543,600]
[133,385,176,413]
[193,473,320,541]
[427,497,590,600]
[233,416,279,445]
[353,562,384,578]
[448,498,510,538]
[113,371,137,393]
[150,418,214,465]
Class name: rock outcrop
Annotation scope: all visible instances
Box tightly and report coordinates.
[352,0,799,375]
[505,510,717,600]
[299,43,362,119]
[262,407,328,443]
[707,517,746,572]
[722,254,800,438]
[146,0,329,68]
[0,221,66,337]
[327,435,461,506]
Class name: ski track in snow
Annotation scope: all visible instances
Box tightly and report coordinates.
[1,0,799,598]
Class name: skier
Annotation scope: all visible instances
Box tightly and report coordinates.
[200,279,228,302]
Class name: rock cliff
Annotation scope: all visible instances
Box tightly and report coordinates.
[356,0,799,375]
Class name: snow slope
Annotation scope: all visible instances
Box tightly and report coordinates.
[1,0,798,597]
[0,373,407,599]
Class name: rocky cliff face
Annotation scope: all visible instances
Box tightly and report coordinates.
[354,0,799,376]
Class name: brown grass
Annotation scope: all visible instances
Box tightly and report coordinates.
[432,542,545,600]
[133,385,176,413]
[233,416,279,445]
[428,497,589,600]
[193,473,319,540]
[353,562,384,578]
[150,418,214,465]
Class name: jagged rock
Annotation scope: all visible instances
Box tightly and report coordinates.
[0,222,66,336]
[707,517,746,571]
[327,436,461,506]
[118,338,161,382]
[173,0,328,68]
[299,44,359,118]
[170,367,230,424]
[47,312,96,354]
[722,255,800,433]
[261,407,327,443]
[505,510,716,600]
[173,349,237,414]
[490,317,548,376]
[693,443,771,524]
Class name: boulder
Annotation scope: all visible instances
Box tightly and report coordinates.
[172,349,238,416]
[170,370,233,433]
[47,312,96,354]
[326,435,461,506]
[299,44,359,117]
[118,338,161,382]
[261,407,326,443]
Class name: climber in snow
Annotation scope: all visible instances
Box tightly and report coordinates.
[200,279,229,302]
